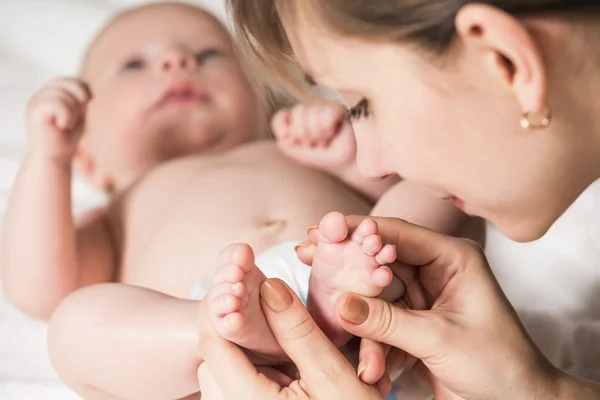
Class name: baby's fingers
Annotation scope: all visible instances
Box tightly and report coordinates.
[289,104,311,144]
[270,109,292,140]
[315,104,347,141]
[35,94,79,131]
[47,77,92,105]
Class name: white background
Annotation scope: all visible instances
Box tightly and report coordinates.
[1,1,600,398]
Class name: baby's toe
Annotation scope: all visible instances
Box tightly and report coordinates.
[219,313,245,336]
[209,282,232,300]
[318,212,349,243]
[372,265,393,288]
[362,234,383,256]
[211,264,245,285]
[217,243,253,267]
[231,244,256,273]
[351,219,378,244]
[375,244,397,265]
[211,294,241,318]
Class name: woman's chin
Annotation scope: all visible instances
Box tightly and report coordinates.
[494,215,553,243]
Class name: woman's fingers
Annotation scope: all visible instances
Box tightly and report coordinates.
[260,280,353,383]
[357,339,388,385]
[260,279,382,398]
[334,293,443,361]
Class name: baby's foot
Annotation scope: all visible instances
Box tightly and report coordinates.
[208,243,283,358]
[307,212,399,346]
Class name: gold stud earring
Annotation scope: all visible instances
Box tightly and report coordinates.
[520,105,552,129]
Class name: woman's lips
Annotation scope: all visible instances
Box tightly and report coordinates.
[442,195,466,211]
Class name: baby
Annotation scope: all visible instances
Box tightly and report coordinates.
[0,2,466,399]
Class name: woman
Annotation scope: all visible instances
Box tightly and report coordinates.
[196,1,600,398]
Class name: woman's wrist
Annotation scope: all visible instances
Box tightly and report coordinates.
[522,364,600,400]
[551,370,600,400]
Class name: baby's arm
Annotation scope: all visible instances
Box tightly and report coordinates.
[272,103,398,202]
[1,78,115,320]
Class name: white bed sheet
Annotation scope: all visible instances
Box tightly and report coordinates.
[0,1,600,399]
[0,1,225,399]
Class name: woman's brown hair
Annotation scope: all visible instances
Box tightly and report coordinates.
[228,0,600,101]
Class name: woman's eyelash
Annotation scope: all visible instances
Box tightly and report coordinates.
[123,59,145,70]
[348,99,370,122]
[195,49,220,63]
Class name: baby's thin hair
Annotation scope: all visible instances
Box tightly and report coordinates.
[79,1,226,75]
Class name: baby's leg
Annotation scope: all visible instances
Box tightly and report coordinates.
[371,180,485,244]
[208,243,284,359]
[308,212,400,347]
[48,283,203,400]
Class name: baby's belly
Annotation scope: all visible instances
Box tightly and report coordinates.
[116,151,370,297]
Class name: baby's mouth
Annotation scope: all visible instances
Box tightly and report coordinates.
[156,82,209,108]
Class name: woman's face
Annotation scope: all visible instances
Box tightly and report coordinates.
[288,15,595,242]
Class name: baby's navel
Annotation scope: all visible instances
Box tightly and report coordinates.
[257,219,287,233]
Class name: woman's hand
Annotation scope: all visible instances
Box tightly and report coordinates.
[196,279,386,400]
[320,215,561,400]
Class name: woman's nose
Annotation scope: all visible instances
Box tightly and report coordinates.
[157,49,196,73]
[355,132,393,181]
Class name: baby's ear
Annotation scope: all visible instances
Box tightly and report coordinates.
[73,145,114,194]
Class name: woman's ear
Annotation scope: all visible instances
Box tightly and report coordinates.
[455,3,548,114]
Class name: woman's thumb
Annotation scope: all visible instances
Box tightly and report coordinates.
[335,293,442,360]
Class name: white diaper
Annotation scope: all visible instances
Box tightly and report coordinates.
[189,241,311,304]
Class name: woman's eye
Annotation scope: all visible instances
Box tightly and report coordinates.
[348,99,370,122]
[123,59,145,70]
[195,49,220,63]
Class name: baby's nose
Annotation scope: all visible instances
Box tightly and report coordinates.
[157,49,196,73]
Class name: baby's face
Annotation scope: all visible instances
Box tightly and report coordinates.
[80,4,264,191]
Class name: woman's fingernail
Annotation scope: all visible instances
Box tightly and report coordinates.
[299,380,310,394]
[261,279,293,312]
[307,225,319,235]
[294,240,311,252]
[340,295,369,325]
[357,361,367,380]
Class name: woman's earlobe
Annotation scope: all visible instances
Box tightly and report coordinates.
[520,105,552,130]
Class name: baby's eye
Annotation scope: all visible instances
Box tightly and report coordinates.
[195,49,220,64]
[348,99,370,122]
[123,58,145,71]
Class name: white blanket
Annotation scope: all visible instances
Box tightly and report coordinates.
[0,1,599,399]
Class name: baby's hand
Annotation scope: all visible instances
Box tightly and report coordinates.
[271,102,356,171]
[26,78,92,161]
